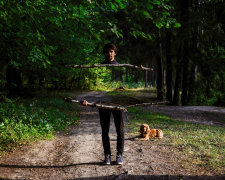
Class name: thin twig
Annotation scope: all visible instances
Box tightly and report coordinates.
[125,101,170,108]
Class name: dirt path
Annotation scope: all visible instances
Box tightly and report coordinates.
[0,91,224,180]
[143,105,225,127]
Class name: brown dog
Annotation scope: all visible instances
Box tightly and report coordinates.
[136,124,163,140]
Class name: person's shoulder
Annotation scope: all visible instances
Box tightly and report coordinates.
[111,59,119,64]
[101,59,119,64]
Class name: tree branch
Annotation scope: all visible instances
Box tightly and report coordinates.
[64,97,127,111]
[65,64,154,71]
[125,101,170,108]
[64,97,169,112]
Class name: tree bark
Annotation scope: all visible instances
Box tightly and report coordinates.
[125,68,129,83]
[181,0,190,106]
[165,29,173,103]
[145,70,148,88]
[134,71,139,83]
[157,30,164,101]
[187,0,199,103]
[173,44,183,105]
[111,69,115,81]
[5,65,22,96]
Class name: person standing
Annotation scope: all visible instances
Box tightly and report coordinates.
[82,43,124,165]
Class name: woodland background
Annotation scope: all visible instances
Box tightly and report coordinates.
[0,0,225,106]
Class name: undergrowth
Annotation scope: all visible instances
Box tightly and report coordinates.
[0,95,79,153]
[94,80,146,91]
[127,107,225,173]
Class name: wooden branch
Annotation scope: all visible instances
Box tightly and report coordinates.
[64,97,127,111]
[125,101,170,108]
[65,64,153,71]
[64,97,169,112]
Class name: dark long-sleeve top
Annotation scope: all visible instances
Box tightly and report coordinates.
[101,59,119,64]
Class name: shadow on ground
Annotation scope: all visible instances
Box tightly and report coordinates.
[75,174,225,180]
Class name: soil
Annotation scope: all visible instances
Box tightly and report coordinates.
[0,91,224,180]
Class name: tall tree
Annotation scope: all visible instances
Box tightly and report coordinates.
[165,29,173,102]
[157,30,164,100]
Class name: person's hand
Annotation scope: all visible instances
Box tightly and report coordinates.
[141,65,146,70]
[82,100,88,106]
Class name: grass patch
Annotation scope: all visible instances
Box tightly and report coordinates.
[127,107,225,173]
[0,94,79,153]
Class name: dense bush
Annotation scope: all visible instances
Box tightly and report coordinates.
[0,96,79,152]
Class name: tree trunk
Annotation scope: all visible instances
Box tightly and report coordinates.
[148,72,153,87]
[157,30,164,101]
[134,71,139,83]
[181,43,189,105]
[5,65,22,96]
[181,0,190,105]
[145,70,148,88]
[187,0,200,104]
[165,29,173,103]
[115,70,119,81]
[173,44,183,105]
[119,70,123,81]
[111,69,115,81]
[126,68,129,83]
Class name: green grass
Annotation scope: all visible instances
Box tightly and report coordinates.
[93,80,147,91]
[0,94,79,153]
[127,107,225,173]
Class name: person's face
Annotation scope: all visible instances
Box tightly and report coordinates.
[104,49,116,61]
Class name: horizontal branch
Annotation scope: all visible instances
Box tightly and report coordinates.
[64,97,169,112]
[64,97,127,111]
[65,64,153,71]
[125,101,170,108]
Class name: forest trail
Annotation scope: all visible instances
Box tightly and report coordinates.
[0,91,224,180]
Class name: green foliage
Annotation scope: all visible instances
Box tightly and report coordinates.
[0,0,176,92]
[127,107,225,172]
[0,96,79,152]
[0,0,224,106]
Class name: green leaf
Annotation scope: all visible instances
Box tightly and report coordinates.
[115,0,126,9]
[163,11,170,17]
[174,22,181,28]
[156,22,163,29]
[147,4,153,10]
[10,61,22,69]
[153,0,161,5]
[109,2,117,11]
[142,11,151,19]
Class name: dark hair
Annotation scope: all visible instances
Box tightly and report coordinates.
[103,43,117,54]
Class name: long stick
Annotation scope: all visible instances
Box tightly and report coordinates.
[65,64,153,72]
[64,97,169,112]
[125,101,170,108]
[64,97,127,111]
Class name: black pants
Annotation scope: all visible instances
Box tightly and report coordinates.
[99,108,124,155]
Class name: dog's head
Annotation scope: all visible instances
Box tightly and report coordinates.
[140,124,150,134]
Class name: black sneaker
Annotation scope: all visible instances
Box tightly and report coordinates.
[116,153,123,165]
[105,154,111,165]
